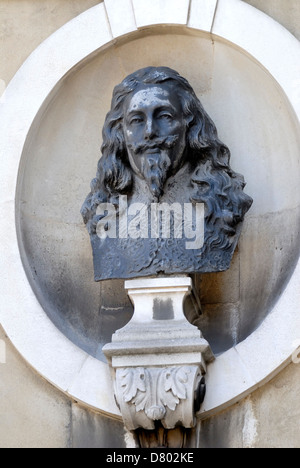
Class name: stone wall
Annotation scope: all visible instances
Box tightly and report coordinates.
[200,362,300,448]
[199,0,300,448]
[0,0,300,448]
[244,0,300,41]
[0,0,100,85]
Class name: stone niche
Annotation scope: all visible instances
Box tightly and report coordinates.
[16,29,300,363]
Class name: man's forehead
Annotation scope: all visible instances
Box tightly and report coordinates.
[125,85,175,112]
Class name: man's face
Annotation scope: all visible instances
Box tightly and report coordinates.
[123,83,187,199]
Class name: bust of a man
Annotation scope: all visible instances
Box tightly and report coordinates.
[81,67,252,280]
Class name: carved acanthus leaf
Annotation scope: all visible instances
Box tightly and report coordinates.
[162,367,190,410]
[131,377,151,413]
[119,367,191,420]
[120,368,146,403]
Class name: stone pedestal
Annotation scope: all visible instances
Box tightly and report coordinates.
[103,277,214,432]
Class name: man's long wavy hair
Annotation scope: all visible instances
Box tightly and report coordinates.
[81,66,252,253]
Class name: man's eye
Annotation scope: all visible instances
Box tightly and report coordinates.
[158,113,173,120]
[130,117,143,124]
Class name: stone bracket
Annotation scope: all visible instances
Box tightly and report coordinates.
[103,276,214,434]
[115,365,203,431]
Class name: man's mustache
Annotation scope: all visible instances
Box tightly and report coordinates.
[127,135,179,155]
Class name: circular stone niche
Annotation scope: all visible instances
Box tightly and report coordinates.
[16,31,300,361]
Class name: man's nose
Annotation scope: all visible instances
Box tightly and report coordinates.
[144,118,157,140]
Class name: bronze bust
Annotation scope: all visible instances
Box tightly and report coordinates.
[81,67,252,280]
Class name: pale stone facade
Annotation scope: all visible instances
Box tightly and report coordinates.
[0,0,300,448]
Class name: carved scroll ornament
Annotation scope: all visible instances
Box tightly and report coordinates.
[116,366,203,431]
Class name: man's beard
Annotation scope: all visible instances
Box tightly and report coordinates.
[128,135,179,200]
[140,151,171,200]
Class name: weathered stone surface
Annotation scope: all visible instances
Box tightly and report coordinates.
[251,363,300,448]
[199,362,300,448]
[199,398,248,448]
[243,0,300,41]
[0,0,100,84]
[197,250,240,304]
[0,327,71,448]
[197,302,240,355]
[71,404,126,449]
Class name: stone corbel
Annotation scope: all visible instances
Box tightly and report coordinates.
[115,365,205,431]
[103,277,214,441]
